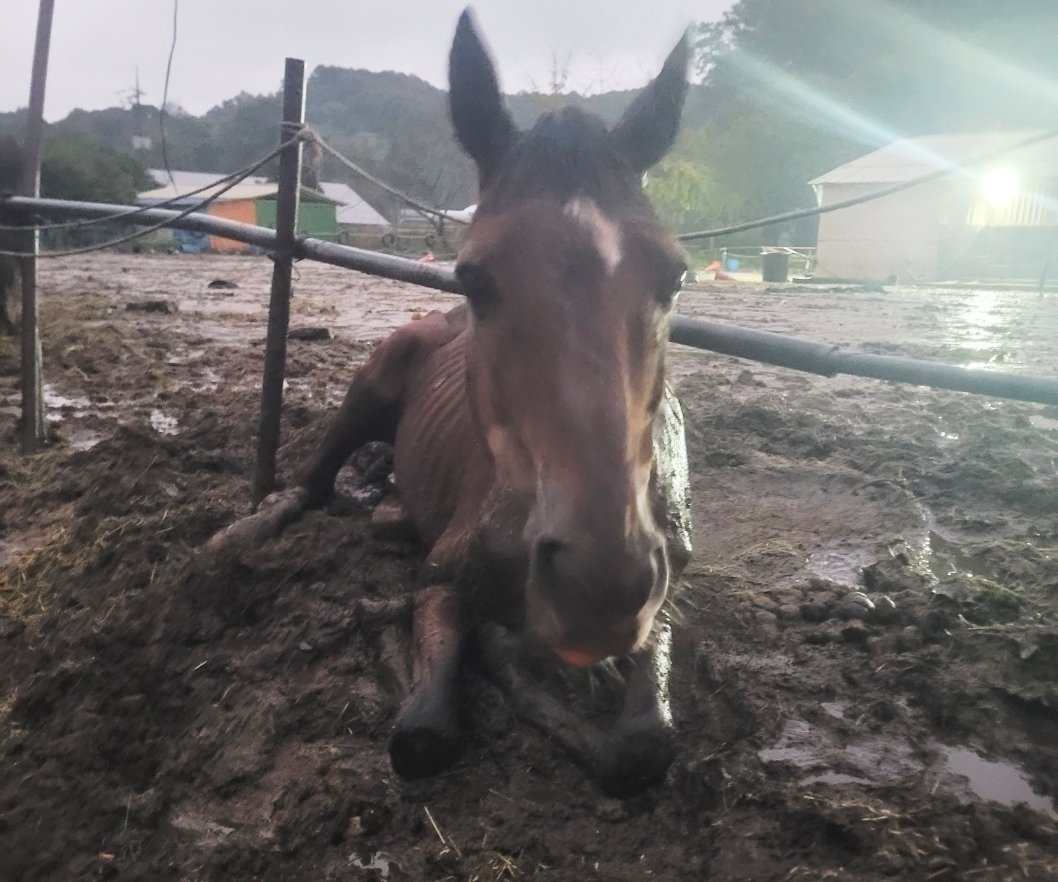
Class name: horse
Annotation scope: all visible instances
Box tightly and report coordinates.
[212,10,692,795]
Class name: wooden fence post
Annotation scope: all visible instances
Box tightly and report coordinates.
[252,57,305,505]
[19,0,55,454]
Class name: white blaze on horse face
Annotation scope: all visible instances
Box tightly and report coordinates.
[563,197,623,274]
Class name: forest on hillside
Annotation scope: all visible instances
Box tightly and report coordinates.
[1,0,1055,242]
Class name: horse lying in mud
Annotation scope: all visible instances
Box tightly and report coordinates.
[211,11,693,796]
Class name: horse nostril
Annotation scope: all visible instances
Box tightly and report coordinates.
[614,552,658,617]
[533,537,567,575]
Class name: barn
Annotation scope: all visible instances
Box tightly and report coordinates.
[810,131,1058,283]
[137,178,340,253]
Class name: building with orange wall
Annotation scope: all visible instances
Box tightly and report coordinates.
[136,180,339,253]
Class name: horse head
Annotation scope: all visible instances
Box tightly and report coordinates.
[449,11,689,666]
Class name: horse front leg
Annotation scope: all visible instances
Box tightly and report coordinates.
[475,623,675,797]
[388,583,465,779]
[207,315,452,554]
[594,621,677,796]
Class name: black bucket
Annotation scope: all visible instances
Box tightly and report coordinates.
[762,251,790,283]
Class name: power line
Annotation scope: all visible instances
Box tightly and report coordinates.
[158,0,179,190]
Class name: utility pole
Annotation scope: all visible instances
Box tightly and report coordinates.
[19,0,55,454]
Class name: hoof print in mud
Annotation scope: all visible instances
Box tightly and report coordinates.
[388,723,463,780]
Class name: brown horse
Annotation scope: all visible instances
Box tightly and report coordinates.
[213,11,692,795]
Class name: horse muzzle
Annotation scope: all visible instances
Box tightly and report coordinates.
[526,532,669,666]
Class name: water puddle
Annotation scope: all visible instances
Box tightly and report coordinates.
[925,531,985,581]
[68,429,103,451]
[758,719,919,782]
[807,546,871,584]
[150,409,179,435]
[43,383,91,411]
[938,745,1056,817]
[821,701,847,720]
[1029,414,1058,433]
[170,812,235,846]
[351,851,399,877]
[801,771,873,786]
[759,720,1056,816]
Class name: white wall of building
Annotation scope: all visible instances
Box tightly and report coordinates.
[814,182,945,281]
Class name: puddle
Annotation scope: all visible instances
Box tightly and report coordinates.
[926,531,984,580]
[821,701,847,720]
[351,851,399,877]
[807,546,870,584]
[1029,414,1058,432]
[150,409,179,435]
[165,348,207,366]
[169,812,235,847]
[43,384,91,411]
[938,745,1056,817]
[760,720,1057,816]
[802,771,873,786]
[68,429,103,451]
[759,719,921,784]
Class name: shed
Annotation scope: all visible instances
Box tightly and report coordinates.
[136,181,339,252]
[810,132,1058,282]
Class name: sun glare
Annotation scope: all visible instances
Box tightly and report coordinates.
[980,167,1019,208]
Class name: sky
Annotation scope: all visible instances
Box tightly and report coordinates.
[1,1,731,121]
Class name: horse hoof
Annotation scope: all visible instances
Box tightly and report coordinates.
[388,723,462,779]
[594,720,677,798]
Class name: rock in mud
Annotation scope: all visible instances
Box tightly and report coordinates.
[288,326,332,341]
[895,625,925,652]
[125,299,177,314]
[800,601,831,623]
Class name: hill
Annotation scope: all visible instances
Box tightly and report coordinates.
[0,68,693,221]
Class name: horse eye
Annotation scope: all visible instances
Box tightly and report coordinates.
[659,267,687,307]
[455,264,499,317]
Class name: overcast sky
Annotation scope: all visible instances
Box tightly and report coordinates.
[1,1,731,120]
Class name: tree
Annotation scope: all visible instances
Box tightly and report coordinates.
[645,158,734,232]
[40,138,150,204]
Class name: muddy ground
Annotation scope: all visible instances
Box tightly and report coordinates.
[1,253,1057,881]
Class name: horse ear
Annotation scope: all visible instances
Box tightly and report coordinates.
[611,33,690,173]
[449,9,516,183]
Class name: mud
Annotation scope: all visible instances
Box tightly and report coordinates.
[1,253,1057,881]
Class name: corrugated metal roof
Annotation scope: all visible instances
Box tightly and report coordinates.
[136,182,339,205]
[137,182,280,204]
[810,131,1058,185]
[319,182,389,227]
[147,169,268,188]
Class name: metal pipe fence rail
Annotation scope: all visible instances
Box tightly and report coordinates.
[3,194,1058,409]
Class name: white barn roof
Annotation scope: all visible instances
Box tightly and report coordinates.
[137,182,283,204]
[810,131,1058,186]
[319,182,389,226]
[147,169,268,189]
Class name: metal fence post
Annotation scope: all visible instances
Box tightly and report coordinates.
[18,0,55,454]
[252,58,305,505]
